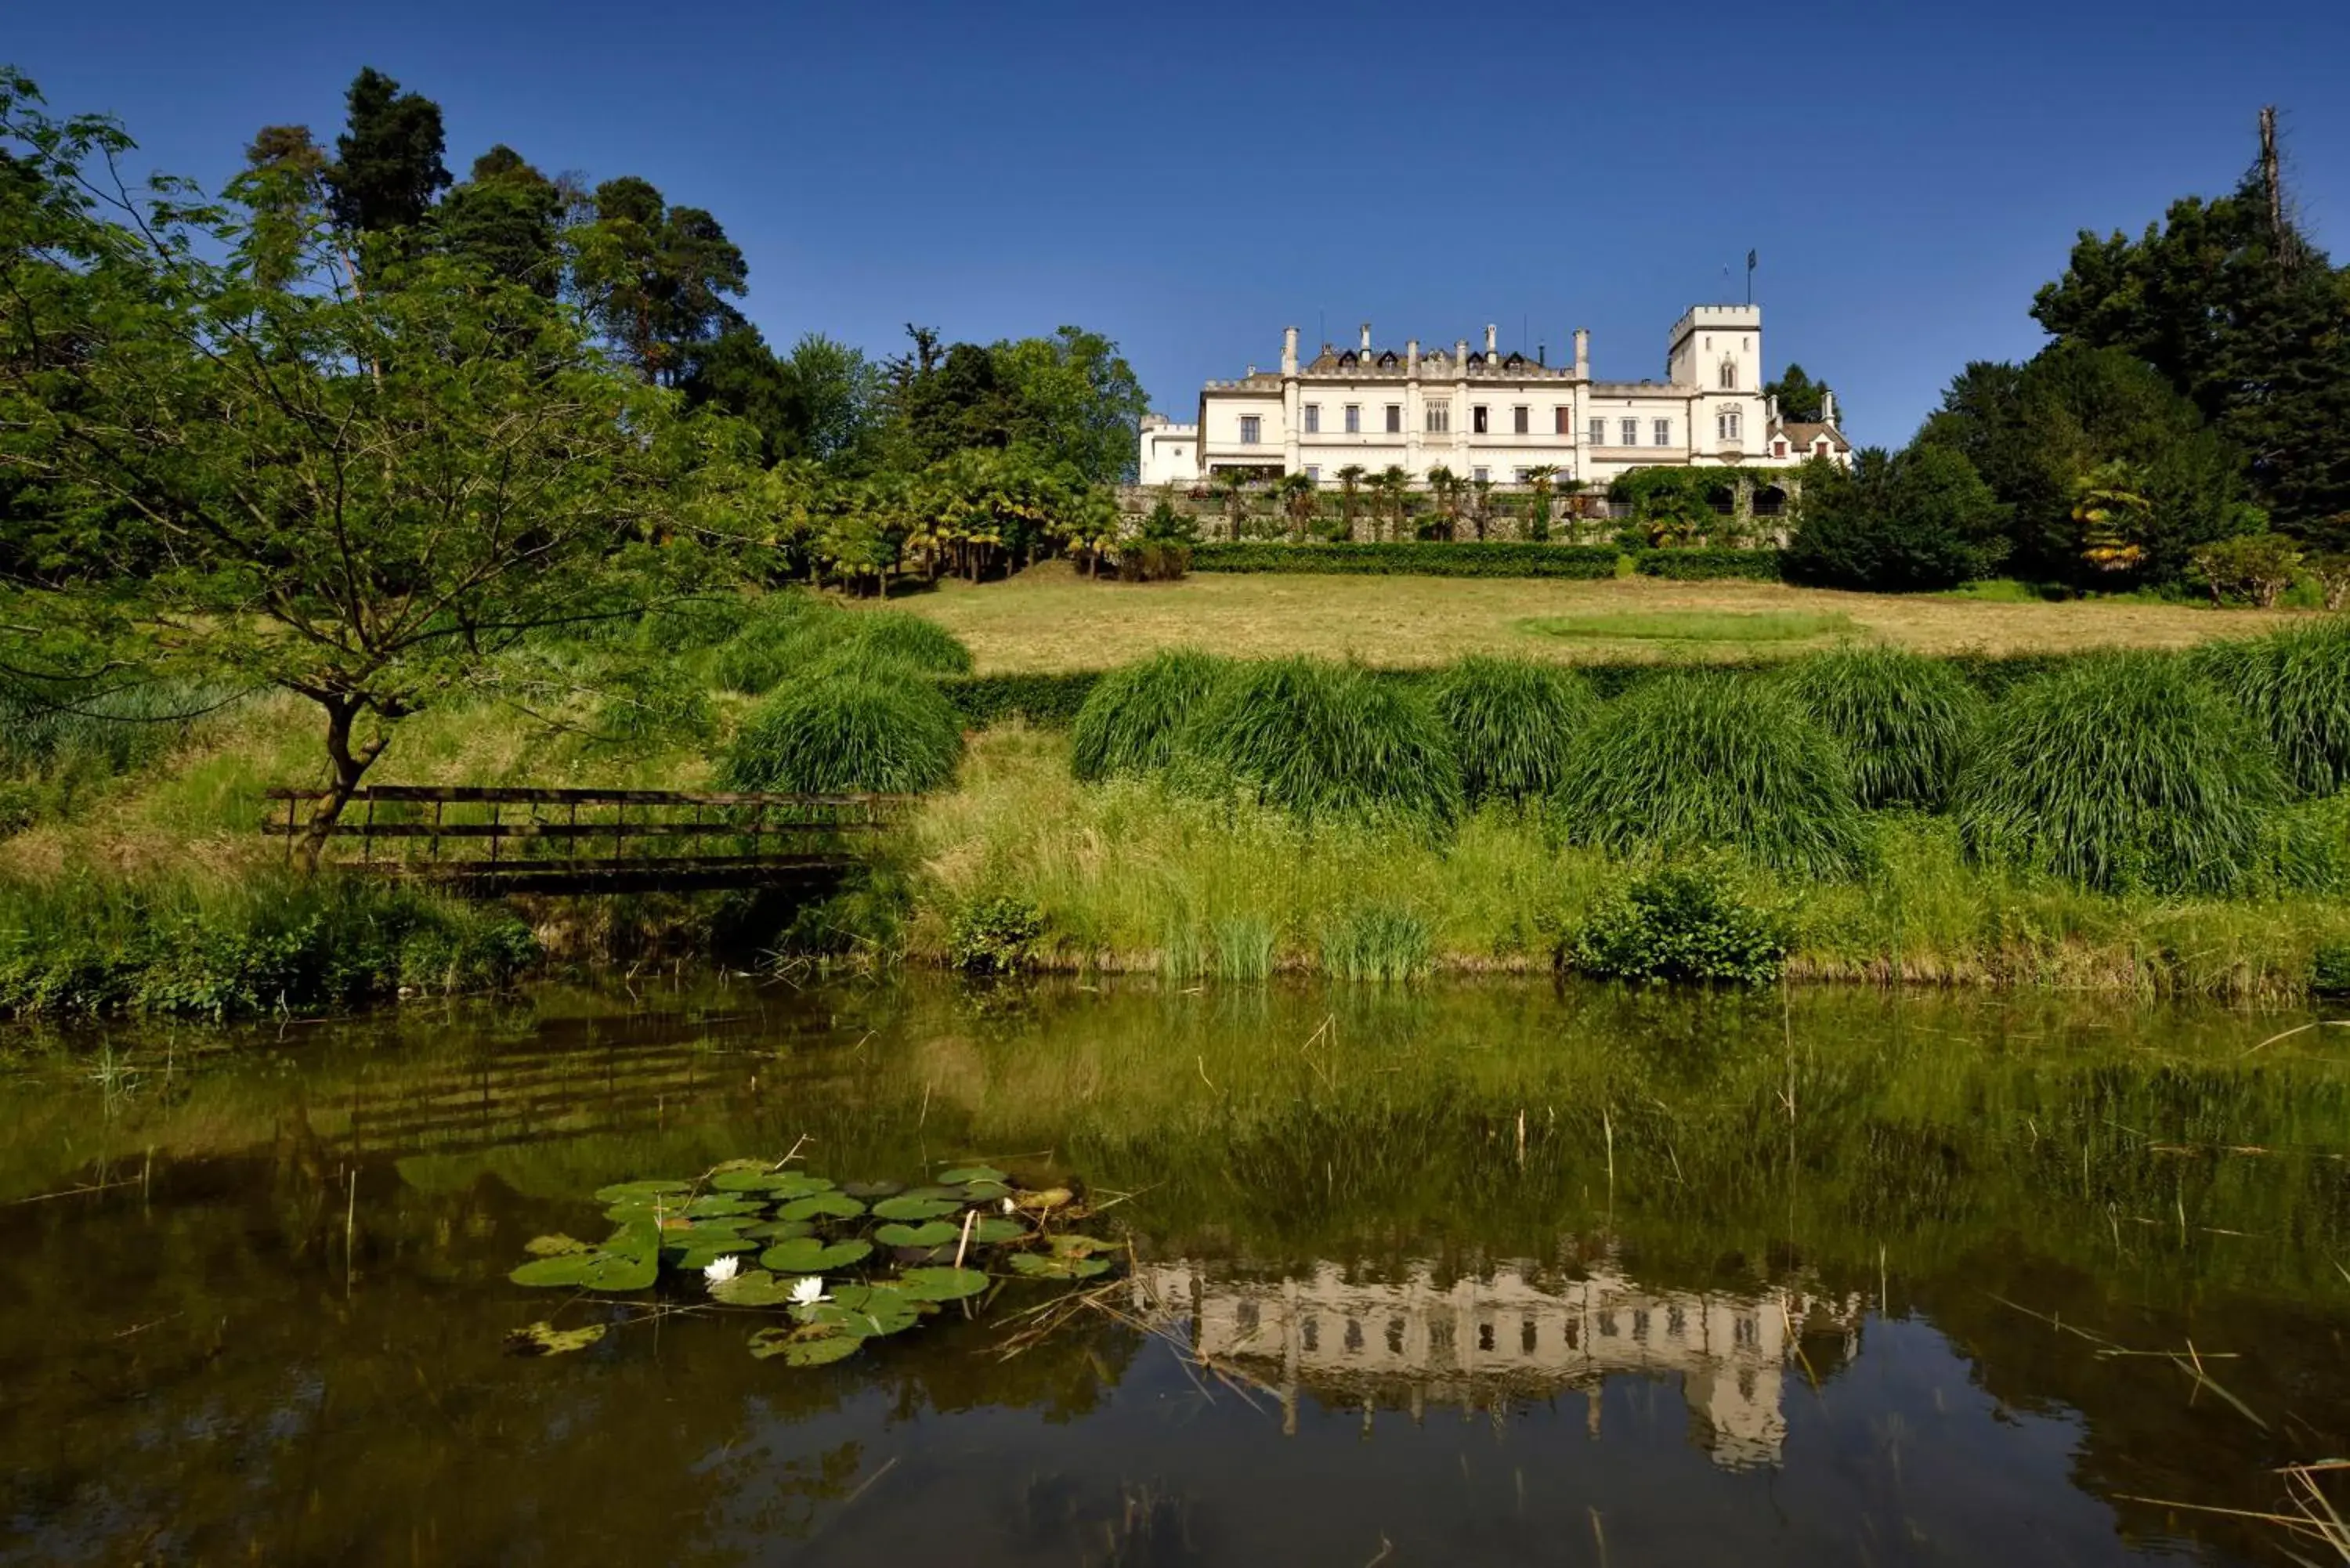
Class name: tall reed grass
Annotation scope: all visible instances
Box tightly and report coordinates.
[2195,615,2350,796]
[721,676,963,795]
[711,597,973,695]
[1551,672,1868,876]
[1429,656,1600,805]
[1070,649,1230,781]
[1777,644,1984,811]
[1955,652,2303,895]
[1175,657,1462,823]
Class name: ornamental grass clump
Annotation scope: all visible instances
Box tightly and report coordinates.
[721,676,962,795]
[1954,653,2297,895]
[713,599,971,695]
[1777,644,1984,810]
[1070,648,1231,781]
[2193,616,2350,797]
[1551,673,1867,877]
[1429,655,1601,805]
[1177,657,1462,823]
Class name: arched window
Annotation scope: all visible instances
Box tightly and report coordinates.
[1719,359,1739,391]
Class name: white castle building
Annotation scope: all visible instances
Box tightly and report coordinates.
[1139,305,1849,490]
[1133,1258,1863,1469]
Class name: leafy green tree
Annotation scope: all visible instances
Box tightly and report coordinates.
[0,72,743,867]
[322,67,450,243]
[1524,465,1556,542]
[678,324,799,464]
[1333,464,1367,540]
[994,325,1149,484]
[436,144,564,296]
[2189,532,2302,607]
[1374,465,1412,541]
[1763,363,1834,423]
[2031,144,2350,530]
[784,332,884,467]
[1423,467,1461,540]
[1275,471,1318,537]
[572,175,747,385]
[1782,446,2008,591]
[240,125,330,289]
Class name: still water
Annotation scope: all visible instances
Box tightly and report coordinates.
[4,978,2348,1566]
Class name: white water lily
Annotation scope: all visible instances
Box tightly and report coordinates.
[790,1275,830,1306]
[703,1255,743,1288]
[1000,1197,1016,1215]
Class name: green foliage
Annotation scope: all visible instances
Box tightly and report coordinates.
[948,895,1046,974]
[1784,446,2009,591]
[710,599,972,695]
[1319,904,1433,982]
[1607,468,1735,547]
[1070,649,1231,781]
[1428,656,1600,804]
[1629,547,1784,582]
[1552,674,1868,877]
[322,67,449,239]
[721,677,963,795]
[1777,645,1985,810]
[1520,610,1850,644]
[1568,863,1788,985]
[0,873,537,1020]
[938,671,1104,729]
[0,677,236,832]
[1187,541,1781,580]
[1177,658,1462,824]
[1954,653,2303,895]
[2193,616,2350,796]
[2316,941,2350,995]
[1763,363,1833,424]
[2189,533,2304,607]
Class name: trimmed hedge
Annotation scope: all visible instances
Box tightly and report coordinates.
[1185,540,1782,580]
[940,652,2078,730]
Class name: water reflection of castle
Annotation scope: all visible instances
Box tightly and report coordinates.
[1136,1262,1863,1469]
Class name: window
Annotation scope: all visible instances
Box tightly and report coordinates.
[1773,439,1787,457]
[1589,417,1607,445]
[1426,401,1450,434]
[1344,403,1361,434]
[1239,415,1261,445]
[1719,359,1739,391]
[1716,409,1743,443]
[1619,417,1638,446]
[1303,403,1320,435]
[1652,418,1671,446]
[1513,468,1531,483]
[1386,404,1402,433]
[1473,467,1488,482]
[1305,465,1320,482]
[1472,405,1489,435]
[1513,406,1530,435]
[1555,406,1571,435]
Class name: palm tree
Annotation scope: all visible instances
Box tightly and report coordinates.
[1335,464,1367,540]
[1215,468,1256,540]
[1374,466,1412,542]
[1524,464,1557,543]
[1276,471,1318,539]
[1424,467,1461,542]
[1469,475,1495,542]
[2073,461,2152,575]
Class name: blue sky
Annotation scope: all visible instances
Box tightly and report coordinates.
[13,0,2349,450]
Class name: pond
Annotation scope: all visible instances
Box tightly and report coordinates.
[3,977,2348,1566]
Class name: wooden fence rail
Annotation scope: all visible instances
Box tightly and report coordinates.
[262,785,913,895]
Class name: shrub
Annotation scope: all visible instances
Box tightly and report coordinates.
[1551,674,1868,877]
[2190,533,2304,607]
[1177,658,1462,822]
[1782,447,2008,591]
[1777,645,1984,810]
[1954,653,2297,895]
[1429,656,1600,804]
[845,611,974,677]
[721,676,963,794]
[1071,649,1230,781]
[949,895,1045,974]
[1568,863,1788,985]
[1630,547,1784,582]
[2193,616,2350,795]
[711,598,972,695]
[941,671,1101,729]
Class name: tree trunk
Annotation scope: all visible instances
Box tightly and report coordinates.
[295,694,386,875]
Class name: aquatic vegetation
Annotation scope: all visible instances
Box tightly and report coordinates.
[1568,862,1789,985]
[1777,644,1983,810]
[1955,653,2303,895]
[1551,672,1868,877]
[948,895,1046,974]
[1069,648,1230,781]
[507,1160,1119,1365]
[721,675,963,794]
[1428,655,1600,805]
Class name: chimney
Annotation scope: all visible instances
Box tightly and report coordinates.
[1360,322,1372,354]
[1573,328,1590,379]
[1538,343,1546,367]
[1821,388,1837,425]
[1766,393,1780,423]
[1455,338,1468,374]
[1282,325,1299,377]
[1405,338,1419,378]
[1484,323,1497,357]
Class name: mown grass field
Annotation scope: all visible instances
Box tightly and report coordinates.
[879,562,2304,674]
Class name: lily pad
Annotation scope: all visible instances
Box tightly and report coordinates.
[961,1180,1014,1202]
[839,1180,903,1199]
[801,1289,920,1339]
[770,1173,837,1200]
[970,1217,1027,1245]
[748,1326,861,1365]
[1009,1252,1113,1281]
[896,1266,989,1302]
[742,1218,816,1241]
[710,1168,786,1192]
[669,1236,758,1270]
[510,1247,659,1292]
[1049,1234,1122,1258]
[710,1269,806,1308]
[523,1234,592,1257]
[874,1220,962,1248]
[1014,1187,1075,1212]
[761,1236,874,1273]
[506,1321,608,1356]
[595,1180,692,1203]
[897,1185,968,1203]
[871,1195,960,1222]
[936,1165,1007,1185]
[779,1193,866,1223]
[684,1194,766,1218]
